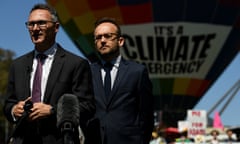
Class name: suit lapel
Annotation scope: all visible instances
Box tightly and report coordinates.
[93,63,109,105]
[24,52,34,98]
[43,47,64,102]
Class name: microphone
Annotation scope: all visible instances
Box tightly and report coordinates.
[57,94,80,144]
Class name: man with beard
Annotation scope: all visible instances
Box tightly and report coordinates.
[90,17,154,144]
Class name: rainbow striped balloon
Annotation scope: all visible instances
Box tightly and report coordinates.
[47,0,240,120]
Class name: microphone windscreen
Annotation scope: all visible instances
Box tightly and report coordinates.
[57,94,80,128]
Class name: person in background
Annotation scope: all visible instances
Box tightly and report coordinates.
[150,131,166,144]
[223,129,238,142]
[90,17,154,144]
[3,3,95,144]
[207,129,221,144]
[175,130,194,143]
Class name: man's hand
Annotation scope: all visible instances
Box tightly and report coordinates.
[12,97,32,118]
[29,102,52,121]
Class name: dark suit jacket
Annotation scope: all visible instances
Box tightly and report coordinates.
[90,58,154,144]
[3,44,95,144]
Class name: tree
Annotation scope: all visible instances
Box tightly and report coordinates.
[0,48,15,143]
[0,48,14,95]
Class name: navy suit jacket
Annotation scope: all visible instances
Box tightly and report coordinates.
[91,58,154,144]
[3,44,95,144]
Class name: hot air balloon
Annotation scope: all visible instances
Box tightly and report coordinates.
[46,0,240,126]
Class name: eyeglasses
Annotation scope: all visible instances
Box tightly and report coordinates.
[94,33,119,41]
[25,20,55,29]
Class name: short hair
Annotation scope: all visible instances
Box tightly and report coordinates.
[211,129,219,135]
[30,3,58,22]
[94,17,121,37]
[226,129,233,133]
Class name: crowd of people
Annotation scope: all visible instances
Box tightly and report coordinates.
[150,127,239,144]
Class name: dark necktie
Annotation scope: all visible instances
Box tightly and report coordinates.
[104,62,113,99]
[32,54,47,103]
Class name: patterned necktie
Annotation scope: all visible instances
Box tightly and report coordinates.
[104,62,113,99]
[32,54,47,103]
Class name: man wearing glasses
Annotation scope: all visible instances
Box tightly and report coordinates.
[3,3,95,144]
[90,17,154,144]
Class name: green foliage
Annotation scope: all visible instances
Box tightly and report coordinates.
[0,48,14,95]
[0,48,15,143]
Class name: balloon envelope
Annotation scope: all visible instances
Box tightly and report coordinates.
[46,0,240,118]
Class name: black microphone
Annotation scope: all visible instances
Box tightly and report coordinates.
[57,94,80,144]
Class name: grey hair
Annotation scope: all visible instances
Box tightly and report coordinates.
[30,3,58,22]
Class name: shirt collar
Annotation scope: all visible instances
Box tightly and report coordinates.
[34,43,57,58]
[101,55,121,68]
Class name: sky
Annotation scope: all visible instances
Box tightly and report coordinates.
[0,1,240,127]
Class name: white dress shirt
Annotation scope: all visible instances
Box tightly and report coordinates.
[30,43,57,101]
[101,55,121,89]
